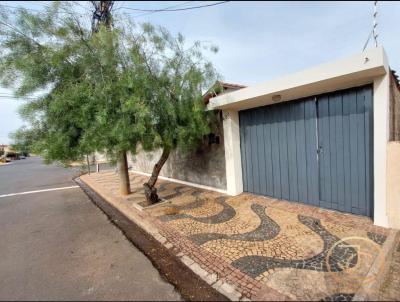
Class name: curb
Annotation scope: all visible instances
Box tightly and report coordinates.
[75,177,229,301]
[353,229,400,301]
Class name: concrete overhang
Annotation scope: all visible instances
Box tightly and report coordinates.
[208,47,389,111]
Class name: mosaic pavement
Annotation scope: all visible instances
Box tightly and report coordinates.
[149,181,389,301]
[86,171,390,301]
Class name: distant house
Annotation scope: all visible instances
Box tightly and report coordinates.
[0,144,11,154]
[203,81,247,105]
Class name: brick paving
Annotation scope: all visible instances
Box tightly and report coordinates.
[81,171,395,301]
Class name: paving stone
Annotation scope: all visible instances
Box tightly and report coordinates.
[203,273,218,285]
[154,235,167,244]
[213,281,241,301]
[180,255,195,267]
[189,262,209,279]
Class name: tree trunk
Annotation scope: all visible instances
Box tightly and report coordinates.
[144,147,170,205]
[86,154,91,175]
[117,151,131,195]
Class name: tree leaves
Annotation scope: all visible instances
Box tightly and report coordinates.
[2,2,219,165]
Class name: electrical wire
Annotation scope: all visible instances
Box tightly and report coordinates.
[0,3,86,18]
[0,4,42,12]
[119,1,229,13]
[70,1,93,12]
[130,1,195,18]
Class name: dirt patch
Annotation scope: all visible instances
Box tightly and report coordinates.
[76,178,227,302]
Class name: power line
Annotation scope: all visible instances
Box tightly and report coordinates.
[0,3,87,18]
[0,96,36,99]
[126,1,195,18]
[0,4,42,12]
[119,1,229,13]
[0,94,37,99]
[70,1,93,12]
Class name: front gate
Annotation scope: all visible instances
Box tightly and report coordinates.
[239,85,373,217]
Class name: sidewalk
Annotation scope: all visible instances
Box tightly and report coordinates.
[79,171,397,301]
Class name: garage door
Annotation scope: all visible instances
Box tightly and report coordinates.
[239,85,373,216]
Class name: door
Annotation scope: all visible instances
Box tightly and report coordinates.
[239,85,373,217]
[317,86,373,216]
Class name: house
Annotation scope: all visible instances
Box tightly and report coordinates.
[207,47,400,228]
[0,144,11,154]
[130,47,399,228]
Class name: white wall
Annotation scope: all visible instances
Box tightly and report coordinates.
[222,110,243,195]
[373,74,390,227]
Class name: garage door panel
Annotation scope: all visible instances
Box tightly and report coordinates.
[329,94,339,206]
[240,110,252,193]
[364,87,374,217]
[262,107,274,197]
[356,89,367,212]
[255,109,267,195]
[294,101,308,203]
[304,99,319,205]
[270,106,282,198]
[277,104,290,200]
[250,110,260,194]
[318,95,332,206]
[287,102,299,201]
[342,91,353,213]
[334,94,346,211]
[239,111,247,192]
[349,91,360,212]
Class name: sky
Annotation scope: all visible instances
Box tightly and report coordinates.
[1,1,400,144]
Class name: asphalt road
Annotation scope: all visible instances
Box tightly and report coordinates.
[0,157,181,301]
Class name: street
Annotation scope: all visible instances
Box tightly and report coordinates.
[0,157,181,301]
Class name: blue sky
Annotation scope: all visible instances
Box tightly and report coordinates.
[1,1,400,144]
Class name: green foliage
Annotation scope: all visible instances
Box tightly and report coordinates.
[130,22,219,153]
[9,127,33,155]
[0,3,219,164]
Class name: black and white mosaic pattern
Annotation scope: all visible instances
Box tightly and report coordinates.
[231,215,358,278]
[190,204,280,245]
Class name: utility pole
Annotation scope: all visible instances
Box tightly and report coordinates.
[86,1,113,177]
[91,1,114,32]
[89,1,130,195]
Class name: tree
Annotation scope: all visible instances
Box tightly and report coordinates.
[0,3,218,202]
[0,3,137,194]
[9,127,35,156]
[129,24,219,204]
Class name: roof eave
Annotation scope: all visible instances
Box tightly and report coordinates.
[207,47,389,111]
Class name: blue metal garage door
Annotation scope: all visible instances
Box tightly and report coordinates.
[239,85,373,217]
